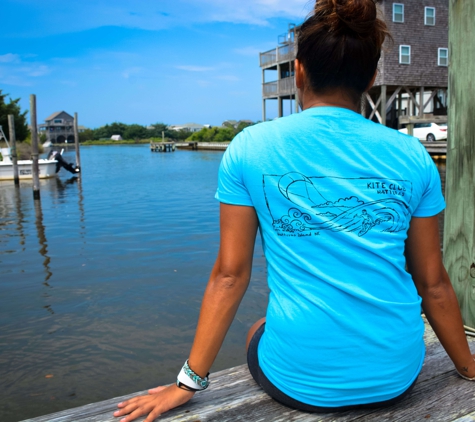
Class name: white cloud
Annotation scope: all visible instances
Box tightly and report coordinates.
[176,65,215,72]
[234,46,263,57]
[218,75,240,82]
[0,55,51,86]
[197,0,312,25]
[26,65,51,77]
[122,67,143,79]
[0,53,20,63]
[8,0,312,36]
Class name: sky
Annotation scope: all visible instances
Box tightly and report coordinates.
[1,0,313,129]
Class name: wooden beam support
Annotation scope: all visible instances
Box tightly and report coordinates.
[386,86,402,111]
[402,87,420,113]
[444,1,475,327]
[419,86,424,117]
[366,92,382,123]
[380,85,387,126]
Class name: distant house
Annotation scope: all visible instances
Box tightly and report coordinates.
[169,123,206,133]
[111,135,123,141]
[222,119,254,129]
[38,111,73,143]
[38,111,89,143]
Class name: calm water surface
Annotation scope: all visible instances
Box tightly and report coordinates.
[0,146,446,421]
[0,145,268,421]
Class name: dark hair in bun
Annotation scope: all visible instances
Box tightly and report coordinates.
[297,0,391,104]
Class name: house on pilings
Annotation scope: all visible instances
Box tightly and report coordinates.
[39,111,87,144]
[259,0,449,128]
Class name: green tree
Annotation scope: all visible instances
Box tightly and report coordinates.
[123,124,148,140]
[0,90,29,141]
[189,127,236,143]
[235,121,254,135]
[79,128,95,142]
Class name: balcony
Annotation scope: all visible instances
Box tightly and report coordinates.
[262,77,296,99]
[260,43,297,68]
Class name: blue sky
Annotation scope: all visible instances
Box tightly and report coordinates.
[1,0,312,129]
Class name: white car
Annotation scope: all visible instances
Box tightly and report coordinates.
[398,122,447,142]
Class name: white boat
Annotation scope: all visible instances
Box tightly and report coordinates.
[0,148,58,181]
[0,125,80,181]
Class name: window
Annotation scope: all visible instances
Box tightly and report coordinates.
[425,7,436,25]
[399,45,411,64]
[438,48,448,66]
[393,3,404,23]
[54,119,62,123]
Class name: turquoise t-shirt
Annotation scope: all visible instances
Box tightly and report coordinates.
[215,107,445,407]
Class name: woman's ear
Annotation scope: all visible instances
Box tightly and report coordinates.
[295,59,305,90]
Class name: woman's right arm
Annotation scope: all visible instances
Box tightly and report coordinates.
[405,215,475,377]
[114,203,259,422]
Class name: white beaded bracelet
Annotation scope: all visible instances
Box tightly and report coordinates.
[176,360,210,391]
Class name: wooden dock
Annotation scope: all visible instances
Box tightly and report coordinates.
[154,140,444,156]
[175,142,229,151]
[22,321,475,422]
[421,140,447,158]
[150,142,176,152]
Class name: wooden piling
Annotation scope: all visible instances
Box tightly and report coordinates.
[7,114,19,185]
[443,1,475,327]
[74,112,81,170]
[29,94,40,200]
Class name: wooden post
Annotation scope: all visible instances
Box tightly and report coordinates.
[419,86,424,117]
[74,112,81,171]
[8,114,19,185]
[360,94,367,117]
[30,94,40,200]
[162,131,165,142]
[397,92,402,129]
[443,1,475,327]
[380,85,387,126]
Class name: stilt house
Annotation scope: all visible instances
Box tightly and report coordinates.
[259,0,449,127]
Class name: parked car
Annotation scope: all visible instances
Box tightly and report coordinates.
[398,122,447,142]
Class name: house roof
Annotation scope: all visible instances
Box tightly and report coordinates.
[44,111,74,122]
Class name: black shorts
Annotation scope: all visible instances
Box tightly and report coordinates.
[246,323,417,413]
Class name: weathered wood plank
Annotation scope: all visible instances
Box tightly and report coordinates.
[444,1,475,327]
[22,323,475,422]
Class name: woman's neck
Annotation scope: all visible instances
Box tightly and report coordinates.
[299,89,360,113]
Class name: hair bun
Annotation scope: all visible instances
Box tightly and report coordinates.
[314,0,379,38]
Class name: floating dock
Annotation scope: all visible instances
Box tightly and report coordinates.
[152,140,444,156]
[22,321,475,422]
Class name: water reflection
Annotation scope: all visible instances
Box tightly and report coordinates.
[33,198,52,285]
[13,186,26,249]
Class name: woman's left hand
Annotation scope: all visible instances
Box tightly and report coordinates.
[113,384,195,422]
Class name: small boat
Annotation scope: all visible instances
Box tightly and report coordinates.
[0,127,79,181]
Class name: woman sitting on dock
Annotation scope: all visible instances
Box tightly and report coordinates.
[115,0,475,420]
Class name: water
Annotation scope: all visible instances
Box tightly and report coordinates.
[0,146,446,421]
[0,146,268,421]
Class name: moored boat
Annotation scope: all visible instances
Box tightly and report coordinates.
[0,148,58,181]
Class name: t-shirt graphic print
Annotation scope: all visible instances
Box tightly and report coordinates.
[264,172,411,238]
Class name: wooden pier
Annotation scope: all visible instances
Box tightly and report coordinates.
[175,142,229,151]
[421,140,447,158]
[150,142,176,153]
[22,321,475,422]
